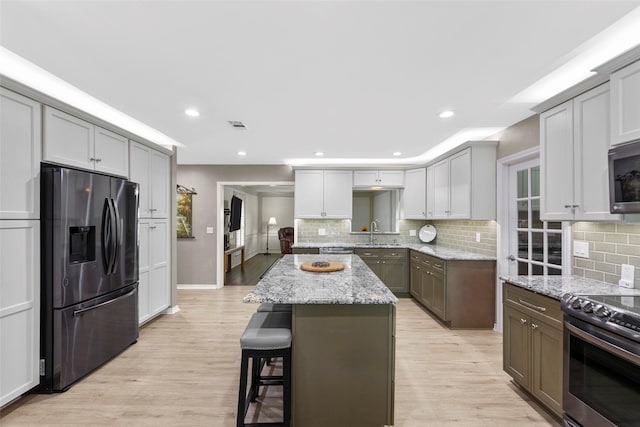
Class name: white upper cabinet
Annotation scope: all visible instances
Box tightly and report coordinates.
[43,106,128,177]
[295,170,352,219]
[94,127,129,177]
[402,168,426,219]
[425,143,495,220]
[129,141,170,219]
[610,60,640,145]
[353,170,404,187]
[541,84,620,221]
[0,88,41,220]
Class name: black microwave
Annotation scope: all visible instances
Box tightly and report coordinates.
[609,139,640,213]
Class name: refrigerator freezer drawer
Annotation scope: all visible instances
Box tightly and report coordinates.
[49,284,138,391]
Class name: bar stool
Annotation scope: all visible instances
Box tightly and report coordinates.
[257,303,292,313]
[237,311,291,427]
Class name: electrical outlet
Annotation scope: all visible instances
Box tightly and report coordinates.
[573,240,589,258]
[318,228,326,236]
[206,227,214,234]
[475,232,481,243]
[409,229,416,236]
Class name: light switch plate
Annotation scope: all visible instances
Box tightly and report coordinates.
[573,240,589,258]
[318,228,326,236]
[409,229,416,237]
[476,232,481,243]
[206,227,214,234]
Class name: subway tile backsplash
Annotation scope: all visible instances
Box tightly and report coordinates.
[572,222,640,288]
[296,219,497,257]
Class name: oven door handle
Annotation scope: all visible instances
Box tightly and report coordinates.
[565,321,639,366]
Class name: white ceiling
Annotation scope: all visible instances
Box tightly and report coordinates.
[1,1,640,166]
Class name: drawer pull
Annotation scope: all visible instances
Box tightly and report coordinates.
[434,263,443,269]
[518,299,547,313]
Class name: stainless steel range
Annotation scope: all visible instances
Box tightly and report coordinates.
[561,293,640,427]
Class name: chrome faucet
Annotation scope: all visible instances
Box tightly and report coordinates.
[369,219,379,244]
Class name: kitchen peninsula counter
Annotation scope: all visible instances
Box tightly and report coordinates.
[501,275,640,300]
[244,254,396,427]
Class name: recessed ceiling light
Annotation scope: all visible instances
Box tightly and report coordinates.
[185,109,200,117]
[393,152,402,156]
[237,151,247,156]
[314,152,324,156]
[439,111,454,118]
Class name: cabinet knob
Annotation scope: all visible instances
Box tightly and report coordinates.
[520,318,527,325]
[95,158,102,162]
[531,323,539,330]
[89,157,96,162]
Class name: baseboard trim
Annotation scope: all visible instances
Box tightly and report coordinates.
[162,305,181,315]
[177,284,221,290]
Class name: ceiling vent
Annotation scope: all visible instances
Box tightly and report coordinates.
[228,121,247,129]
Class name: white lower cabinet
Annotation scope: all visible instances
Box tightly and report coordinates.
[0,220,40,406]
[138,219,170,324]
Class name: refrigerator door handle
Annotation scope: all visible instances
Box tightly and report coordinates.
[111,198,121,274]
[72,287,137,317]
[101,198,112,273]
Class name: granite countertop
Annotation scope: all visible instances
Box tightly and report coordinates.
[292,242,496,261]
[501,275,640,300]
[243,254,399,305]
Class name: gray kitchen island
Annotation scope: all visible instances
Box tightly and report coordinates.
[244,254,398,427]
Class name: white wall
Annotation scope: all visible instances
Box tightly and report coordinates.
[261,195,294,253]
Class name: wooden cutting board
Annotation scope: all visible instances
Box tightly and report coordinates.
[300,261,345,272]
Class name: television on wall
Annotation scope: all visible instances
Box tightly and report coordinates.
[229,195,242,232]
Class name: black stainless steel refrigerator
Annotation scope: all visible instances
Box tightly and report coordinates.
[40,163,139,392]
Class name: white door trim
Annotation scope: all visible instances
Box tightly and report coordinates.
[216,181,294,287]
[495,146,540,333]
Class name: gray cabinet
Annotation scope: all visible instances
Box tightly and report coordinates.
[355,248,408,294]
[409,250,495,328]
[502,283,562,418]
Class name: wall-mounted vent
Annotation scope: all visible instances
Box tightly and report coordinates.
[228,121,247,129]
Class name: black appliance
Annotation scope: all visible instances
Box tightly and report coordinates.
[608,139,640,213]
[229,195,242,232]
[40,163,139,392]
[561,293,640,426]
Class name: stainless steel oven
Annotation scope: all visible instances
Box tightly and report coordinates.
[561,294,640,427]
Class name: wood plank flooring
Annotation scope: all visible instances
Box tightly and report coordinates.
[1,288,560,426]
[225,253,283,286]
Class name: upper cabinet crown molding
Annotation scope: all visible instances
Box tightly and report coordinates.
[592,44,640,75]
[0,87,41,220]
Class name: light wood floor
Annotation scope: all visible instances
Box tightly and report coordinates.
[1,288,560,426]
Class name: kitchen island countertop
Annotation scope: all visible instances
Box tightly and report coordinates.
[501,275,640,300]
[243,254,398,305]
